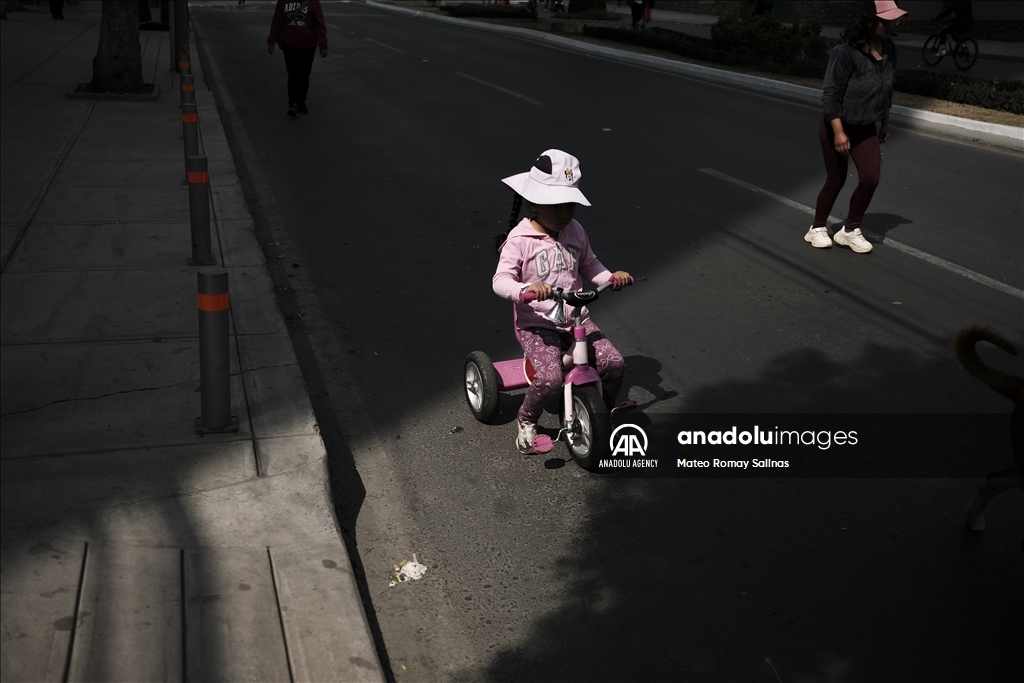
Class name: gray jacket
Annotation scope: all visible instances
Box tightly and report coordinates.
[822,39,898,126]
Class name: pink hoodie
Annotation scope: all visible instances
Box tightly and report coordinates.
[493,218,613,331]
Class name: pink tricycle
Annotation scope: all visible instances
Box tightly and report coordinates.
[464,280,635,470]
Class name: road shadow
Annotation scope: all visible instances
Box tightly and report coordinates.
[451,341,1024,682]
[624,354,680,411]
[863,211,913,239]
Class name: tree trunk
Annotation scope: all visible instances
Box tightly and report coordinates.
[568,0,606,14]
[90,0,144,92]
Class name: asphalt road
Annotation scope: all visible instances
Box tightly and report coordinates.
[193,2,1023,681]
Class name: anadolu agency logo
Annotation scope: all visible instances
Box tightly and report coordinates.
[600,424,658,469]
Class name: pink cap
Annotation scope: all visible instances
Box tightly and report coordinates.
[867,0,908,20]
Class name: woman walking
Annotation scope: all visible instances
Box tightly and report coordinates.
[267,0,328,118]
[805,0,907,254]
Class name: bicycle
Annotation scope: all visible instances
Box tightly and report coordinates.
[922,30,978,71]
[464,280,636,471]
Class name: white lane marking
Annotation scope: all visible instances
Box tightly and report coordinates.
[455,72,542,105]
[699,167,1024,301]
[326,22,340,29]
[366,37,402,52]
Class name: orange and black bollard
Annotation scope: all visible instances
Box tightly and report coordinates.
[182,101,199,166]
[180,73,195,109]
[178,46,191,76]
[175,1,189,74]
[187,155,215,266]
[196,267,237,433]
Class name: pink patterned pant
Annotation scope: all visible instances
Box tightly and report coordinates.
[518,319,625,424]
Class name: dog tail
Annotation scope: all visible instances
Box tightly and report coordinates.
[953,325,1022,403]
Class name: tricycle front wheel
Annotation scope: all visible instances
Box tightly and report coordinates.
[565,386,611,471]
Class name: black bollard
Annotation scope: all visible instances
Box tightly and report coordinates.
[196,267,237,434]
[187,155,215,266]
[168,0,177,71]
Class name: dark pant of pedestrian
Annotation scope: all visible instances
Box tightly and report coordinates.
[282,46,316,106]
[630,1,644,28]
[813,117,881,232]
[940,20,971,44]
[49,0,64,19]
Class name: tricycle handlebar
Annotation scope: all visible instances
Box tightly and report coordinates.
[517,276,633,303]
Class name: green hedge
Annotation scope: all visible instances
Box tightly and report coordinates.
[438,3,536,19]
[710,13,827,65]
[557,8,621,21]
[895,71,1024,115]
[581,24,1024,115]
[582,25,828,78]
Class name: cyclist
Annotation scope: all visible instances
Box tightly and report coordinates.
[932,0,973,56]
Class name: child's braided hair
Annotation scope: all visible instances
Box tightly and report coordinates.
[493,192,524,255]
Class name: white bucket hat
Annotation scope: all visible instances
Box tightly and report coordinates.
[501,149,591,206]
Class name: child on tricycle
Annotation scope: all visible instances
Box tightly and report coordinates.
[465,149,633,468]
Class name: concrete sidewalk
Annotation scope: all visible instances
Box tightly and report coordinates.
[0,3,383,681]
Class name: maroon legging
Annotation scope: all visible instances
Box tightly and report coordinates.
[518,319,625,424]
[813,117,881,232]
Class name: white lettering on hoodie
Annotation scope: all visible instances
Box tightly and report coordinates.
[534,245,577,279]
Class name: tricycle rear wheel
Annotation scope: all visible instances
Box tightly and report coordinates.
[465,351,500,423]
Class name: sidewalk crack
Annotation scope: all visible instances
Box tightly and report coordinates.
[0,380,198,418]
[243,362,297,372]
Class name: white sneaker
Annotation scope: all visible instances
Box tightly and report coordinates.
[516,419,539,454]
[833,227,873,253]
[936,48,947,56]
[804,226,832,248]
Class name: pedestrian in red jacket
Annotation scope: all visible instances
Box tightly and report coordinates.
[267,0,328,118]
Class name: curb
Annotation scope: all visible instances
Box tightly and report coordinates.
[366,1,1024,151]
[184,23,387,683]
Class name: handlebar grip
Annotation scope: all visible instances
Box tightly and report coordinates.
[609,275,635,291]
[519,290,538,302]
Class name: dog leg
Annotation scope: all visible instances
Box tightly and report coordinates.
[964,467,1020,531]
